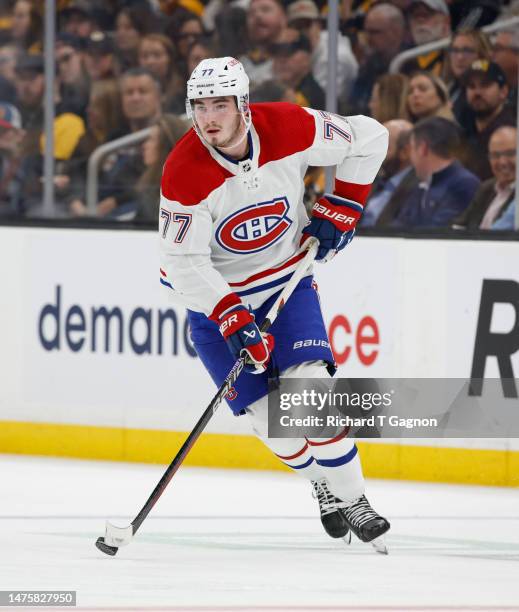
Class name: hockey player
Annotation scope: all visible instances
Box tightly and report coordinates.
[159,57,390,550]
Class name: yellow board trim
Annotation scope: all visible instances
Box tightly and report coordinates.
[0,421,517,487]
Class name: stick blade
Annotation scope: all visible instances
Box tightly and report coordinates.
[95,536,118,556]
[104,521,133,547]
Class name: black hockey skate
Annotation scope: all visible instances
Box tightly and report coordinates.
[311,479,351,542]
[339,494,390,554]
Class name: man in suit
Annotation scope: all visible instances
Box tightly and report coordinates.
[453,125,516,230]
[391,117,480,228]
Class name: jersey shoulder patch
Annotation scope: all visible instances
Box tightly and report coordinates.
[161,128,233,206]
[251,102,316,166]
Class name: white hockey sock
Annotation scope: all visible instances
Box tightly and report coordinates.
[306,431,365,502]
[246,396,324,482]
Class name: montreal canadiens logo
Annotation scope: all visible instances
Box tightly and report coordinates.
[216,197,292,254]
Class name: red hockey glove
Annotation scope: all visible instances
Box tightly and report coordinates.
[211,295,274,374]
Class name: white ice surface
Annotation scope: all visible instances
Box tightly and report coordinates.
[1,454,518,611]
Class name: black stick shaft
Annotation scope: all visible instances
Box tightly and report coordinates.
[130,357,244,535]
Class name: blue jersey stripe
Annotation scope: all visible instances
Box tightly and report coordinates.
[236,271,294,297]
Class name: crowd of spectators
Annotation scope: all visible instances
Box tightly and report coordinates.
[0,0,517,231]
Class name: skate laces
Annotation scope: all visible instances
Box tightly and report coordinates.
[340,495,379,527]
[311,479,339,516]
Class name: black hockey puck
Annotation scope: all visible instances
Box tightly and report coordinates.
[95,536,119,556]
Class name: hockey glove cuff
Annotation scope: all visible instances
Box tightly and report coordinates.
[302,195,363,263]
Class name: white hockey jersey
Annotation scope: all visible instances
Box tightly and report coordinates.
[159,102,388,318]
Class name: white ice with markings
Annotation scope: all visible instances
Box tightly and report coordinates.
[1,454,518,611]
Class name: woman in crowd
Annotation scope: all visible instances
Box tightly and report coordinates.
[138,34,184,112]
[165,36,215,114]
[186,37,215,78]
[165,11,204,80]
[444,28,491,124]
[134,113,189,221]
[406,72,455,123]
[115,4,159,72]
[10,0,42,53]
[55,34,91,118]
[67,80,124,217]
[369,73,409,123]
[213,7,248,59]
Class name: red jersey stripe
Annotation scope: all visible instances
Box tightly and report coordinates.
[228,251,306,288]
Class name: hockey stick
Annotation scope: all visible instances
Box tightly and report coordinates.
[95,237,319,556]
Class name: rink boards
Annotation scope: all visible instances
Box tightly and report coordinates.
[0,225,518,486]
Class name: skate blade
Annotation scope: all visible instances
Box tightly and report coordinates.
[370,535,388,555]
[342,531,352,545]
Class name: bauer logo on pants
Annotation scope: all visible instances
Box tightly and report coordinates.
[216,197,292,254]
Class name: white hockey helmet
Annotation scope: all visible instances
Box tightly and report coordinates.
[186,57,251,133]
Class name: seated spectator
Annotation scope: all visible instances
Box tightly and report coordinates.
[214,7,248,59]
[250,79,296,103]
[117,68,162,134]
[84,32,117,83]
[0,43,18,83]
[58,1,109,40]
[401,0,451,77]
[0,103,24,212]
[10,0,42,54]
[85,80,124,148]
[391,117,480,228]
[287,0,358,100]
[491,199,517,231]
[10,54,86,215]
[55,33,90,118]
[406,72,454,123]
[491,28,519,112]
[362,119,414,227]
[369,73,409,123]
[0,44,19,104]
[114,4,159,73]
[461,60,516,180]
[187,38,215,77]
[166,36,216,114]
[59,79,124,214]
[444,28,491,125]
[348,2,406,114]
[166,11,205,84]
[14,54,44,149]
[70,67,162,218]
[138,34,184,112]
[452,126,516,230]
[135,114,190,221]
[271,31,325,109]
[239,0,287,87]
